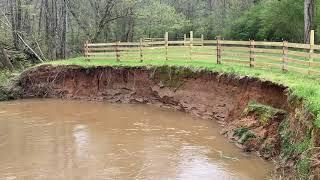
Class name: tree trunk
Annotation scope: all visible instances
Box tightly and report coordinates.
[304,0,315,43]
[60,0,67,59]
[16,0,22,33]
[10,0,20,50]
[44,0,57,60]
[38,0,44,36]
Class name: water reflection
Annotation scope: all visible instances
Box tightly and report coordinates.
[73,124,89,159]
[176,146,230,180]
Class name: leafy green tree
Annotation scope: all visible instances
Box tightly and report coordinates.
[224,0,305,42]
[134,1,189,39]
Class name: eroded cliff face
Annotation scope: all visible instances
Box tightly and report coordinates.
[19,65,288,120]
[18,65,319,179]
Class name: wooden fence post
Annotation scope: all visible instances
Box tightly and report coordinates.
[201,34,204,47]
[84,41,86,58]
[84,40,89,60]
[190,31,193,47]
[189,31,193,61]
[184,34,187,46]
[282,40,288,71]
[309,30,315,75]
[249,40,255,67]
[165,32,169,61]
[140,38,143,62]
[115,41,120,62]
[216,36,221,64]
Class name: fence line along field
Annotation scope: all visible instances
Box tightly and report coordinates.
[84,30,320,76]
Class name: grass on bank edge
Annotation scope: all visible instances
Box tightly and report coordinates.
[40,56,320,128]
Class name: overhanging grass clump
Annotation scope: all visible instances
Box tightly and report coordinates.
[243,102,287,125]
[234,127,249,137]
[233,127,256,144]
[41,57,320,128]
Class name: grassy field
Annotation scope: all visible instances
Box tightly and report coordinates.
[42,46,320,127]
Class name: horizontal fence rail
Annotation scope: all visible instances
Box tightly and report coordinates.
[84,31,320,76]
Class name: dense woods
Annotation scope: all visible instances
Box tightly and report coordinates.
[0,0,319,67]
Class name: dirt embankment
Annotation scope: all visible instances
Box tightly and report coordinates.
[18,65,319,179]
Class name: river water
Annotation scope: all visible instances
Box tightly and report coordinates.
[0,99,272,180]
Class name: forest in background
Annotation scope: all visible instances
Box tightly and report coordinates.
[0,0,319,68]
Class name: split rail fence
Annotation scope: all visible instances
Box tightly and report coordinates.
[84,30,320,76]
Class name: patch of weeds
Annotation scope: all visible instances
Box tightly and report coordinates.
[295,133,312,154]
[234,127,249,137]
[234,127,256,144]
[0,69,12,85]
[244,101,287,125]
[278,119,313,179]
[279,120,312,158]
[278,120,295,157]
[296,156,311,180]
[295,132,312,180]
[0,70,19,101]
[239,131,256,144]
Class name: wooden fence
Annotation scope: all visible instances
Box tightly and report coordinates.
[84,30,320,76]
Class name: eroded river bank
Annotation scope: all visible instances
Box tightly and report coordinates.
[6,65,319,179]
[0,99,272,179]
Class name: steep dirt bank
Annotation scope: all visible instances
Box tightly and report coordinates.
[18,65,319,179]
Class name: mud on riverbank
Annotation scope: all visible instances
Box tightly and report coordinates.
[18,65,320,179]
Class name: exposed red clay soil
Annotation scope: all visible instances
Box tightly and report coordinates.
[17,65,319,178]
[19,65,288,119]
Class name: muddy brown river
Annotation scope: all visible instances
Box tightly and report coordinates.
[0,99,273,179]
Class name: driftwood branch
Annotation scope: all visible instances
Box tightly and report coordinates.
[17,34,43,62]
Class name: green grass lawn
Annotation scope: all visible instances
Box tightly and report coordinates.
[41,46,320,128]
